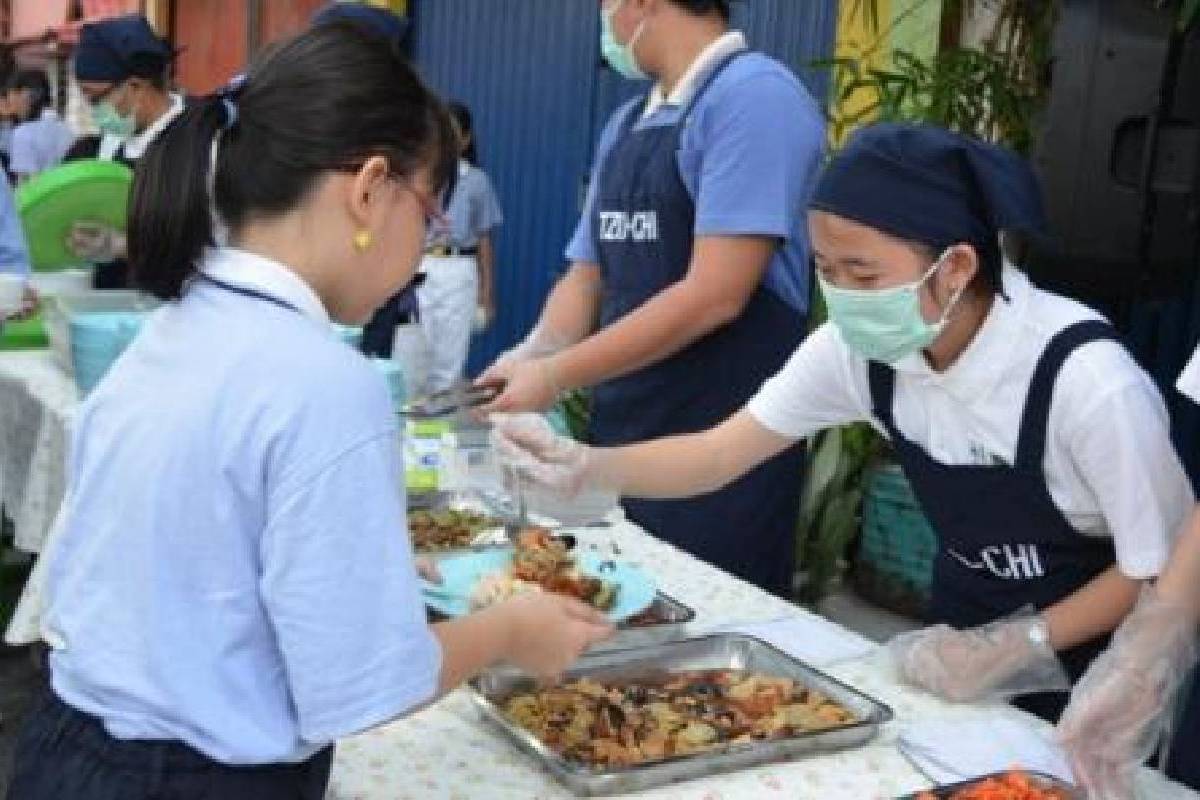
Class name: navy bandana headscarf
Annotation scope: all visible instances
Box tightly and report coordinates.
[812,123,1048,257]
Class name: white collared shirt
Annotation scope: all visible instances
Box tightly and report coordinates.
[45,246,439,764]
[99,92,185,161]
[642,30,747,118]
[747,267,1194,578]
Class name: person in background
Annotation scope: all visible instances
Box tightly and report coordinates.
[6,70,74,182]
[415,100,504,394]
[479,0,824,597]
[0,175,35,325]
[306,1,429,369]
[491,123,1194,726]
[6,23,610,800]
[65,14,183,289]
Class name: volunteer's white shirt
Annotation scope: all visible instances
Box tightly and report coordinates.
[747,267,1193,578]
[45,247,440,764]
[1178,347,1200,404]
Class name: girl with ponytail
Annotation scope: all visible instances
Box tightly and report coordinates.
[8,23,610,800]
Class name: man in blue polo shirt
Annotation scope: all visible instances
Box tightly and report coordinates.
[482,0,825,596]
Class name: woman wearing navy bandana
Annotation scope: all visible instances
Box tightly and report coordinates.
[494,123,1194,730]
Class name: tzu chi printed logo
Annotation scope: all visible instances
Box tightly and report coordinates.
[599,211,660,243]
[948,544,1046,580]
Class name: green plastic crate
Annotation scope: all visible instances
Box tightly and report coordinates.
[853,461,939,618]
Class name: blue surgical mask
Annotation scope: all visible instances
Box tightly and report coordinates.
[601,0,649,81]
[819,248,963,364]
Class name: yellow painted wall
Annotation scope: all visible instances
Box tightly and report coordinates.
[833,0,943,142]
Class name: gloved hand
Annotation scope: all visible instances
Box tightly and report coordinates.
[889,609,1069,703]
[66,221,127,263]
[1,284,38,321]
[478,323,571,383]
[1057,586,1198,800]
[490,413,596,496]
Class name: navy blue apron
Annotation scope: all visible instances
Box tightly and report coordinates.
[1168,679,1200,790]
[589,50,807,597]
[869,320,1119,723]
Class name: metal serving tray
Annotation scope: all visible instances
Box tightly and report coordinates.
[594,592,696,652]
[896,771,1079,799]
[470,633,894,796]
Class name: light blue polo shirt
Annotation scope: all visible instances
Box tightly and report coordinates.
[10,109,74,178]
[429,159,504,250]
[566,42,825,314]
[0,177,30,274]
[44,247,441,765]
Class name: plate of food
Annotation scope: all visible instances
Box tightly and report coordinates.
[422,528,656,621]
[904,770,1078,799]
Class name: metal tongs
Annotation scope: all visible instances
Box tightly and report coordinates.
[399,380,505,419]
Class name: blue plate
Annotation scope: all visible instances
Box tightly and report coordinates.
[421,548,657,622]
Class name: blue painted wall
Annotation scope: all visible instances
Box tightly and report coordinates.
[409,0,837,374]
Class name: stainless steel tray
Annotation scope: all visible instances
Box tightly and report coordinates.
[470,633,894,796]
[594,592,695,652]
[896,771,1079,798]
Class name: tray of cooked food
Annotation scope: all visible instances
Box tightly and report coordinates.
[470,633,893,796]
[422,527,657,621]
[901,770,1079,799]
[407,505,504,553]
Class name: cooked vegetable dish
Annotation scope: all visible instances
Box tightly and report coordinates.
[501,669,857,768]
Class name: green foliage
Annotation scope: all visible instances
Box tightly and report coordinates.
[797,424,885,604]
[819,45,1043,152]
[557,388,592,442]
[1183,0,1200,31]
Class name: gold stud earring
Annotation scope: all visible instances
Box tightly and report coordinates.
[353,229,372,252]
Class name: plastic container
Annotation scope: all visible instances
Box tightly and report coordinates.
[43,290,158,373]
[68,312,145,396]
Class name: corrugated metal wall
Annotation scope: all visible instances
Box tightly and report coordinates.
[410,0,837,374]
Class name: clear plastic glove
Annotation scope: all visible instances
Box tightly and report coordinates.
[889,609,1069,703]
[66,221,127,263]
[1057,587,1198,800]
[490,413,595,496]
[478,323,571,384]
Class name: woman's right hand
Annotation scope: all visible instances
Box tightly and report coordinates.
[498,593,614,679]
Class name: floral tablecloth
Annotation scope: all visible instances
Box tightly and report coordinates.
[0,350,75,556]
[328,526,1193,800]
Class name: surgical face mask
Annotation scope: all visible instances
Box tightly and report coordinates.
[91,84,137,138]
[601,0,650,81]
[818,248,964,364]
